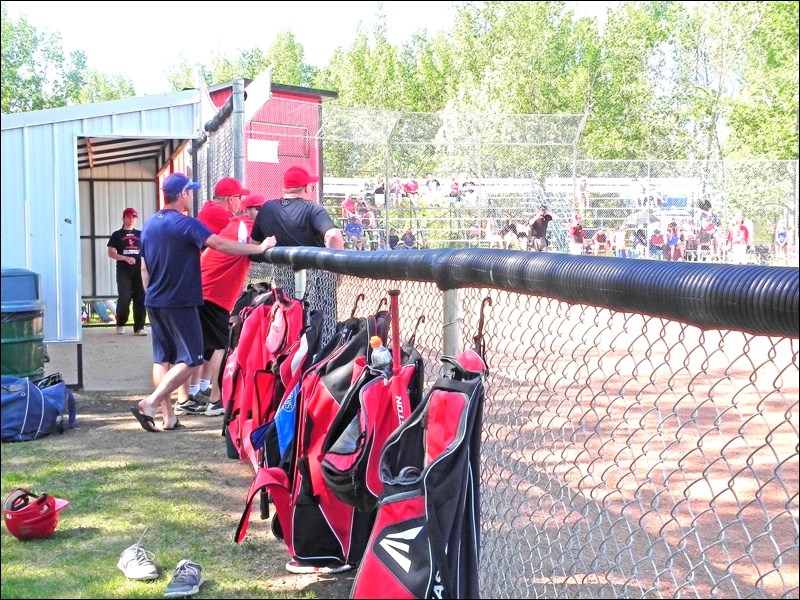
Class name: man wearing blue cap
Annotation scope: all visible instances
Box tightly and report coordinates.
[129,173,276,432]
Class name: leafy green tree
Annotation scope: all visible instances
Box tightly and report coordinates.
[726,1,798,159]
[1,1,134,113]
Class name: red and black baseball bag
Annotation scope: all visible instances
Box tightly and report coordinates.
[351,349,487,599]
[235,312,389,570]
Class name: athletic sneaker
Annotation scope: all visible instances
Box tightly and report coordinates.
[117,542,159,580]
[204,400,224,417]
[133,329,148,336]
[116,326,126,335]
[197,387,212,401]
[285,559,353,574]
[164,559,204,598]
[174,395,207,415]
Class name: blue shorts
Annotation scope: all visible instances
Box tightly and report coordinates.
[147,306,204,367]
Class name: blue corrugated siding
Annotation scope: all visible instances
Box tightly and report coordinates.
[1,91,203,343]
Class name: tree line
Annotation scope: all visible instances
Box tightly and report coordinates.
[2,1,797,161]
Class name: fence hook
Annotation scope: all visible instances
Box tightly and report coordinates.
[473,295,493,362]
[376,297,388,313]
[350,293,365,319]
[409,314,426,345]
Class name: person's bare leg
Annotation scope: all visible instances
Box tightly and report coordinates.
[205,349,225,402]
[138,363,196,429]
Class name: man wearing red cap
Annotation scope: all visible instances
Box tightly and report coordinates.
[198,177,250,234]
[130,174,276,432]
[250,166,343,249]
[186,194,268,417]
[107,207,147,335]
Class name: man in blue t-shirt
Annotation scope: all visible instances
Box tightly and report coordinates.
[129,173,275,433]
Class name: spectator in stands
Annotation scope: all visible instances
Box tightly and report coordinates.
[697,196,712,218]
[340,193,357,220]
[403,175,420,206]
[726,215,749,264]
[387,227,399,250]
[568,214,584,255]
[374,176,386,196]
[528,205,554,252]
[611,225,627,258]
[425,173,441,198]
[461,177,478,203]
[591,227,610,256]
[698,217,718,260]
[775,221,789,264]
[649,229,665,260]
[632,228,648,258]
[389,174,403,207]
[356,197,376,228]
[343,216,366,250]
[401,227,417,249]
[665,222,681,261]
[448,176,460,201]
[500,218,519,250]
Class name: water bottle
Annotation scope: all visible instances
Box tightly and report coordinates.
[237,220,248,243]
[369,336,392,378]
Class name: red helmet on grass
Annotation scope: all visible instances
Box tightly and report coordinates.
[3,488,69,540]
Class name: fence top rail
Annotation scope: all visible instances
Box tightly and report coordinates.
[259,247,799,338]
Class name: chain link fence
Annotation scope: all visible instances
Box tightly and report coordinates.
[196,93,799,598]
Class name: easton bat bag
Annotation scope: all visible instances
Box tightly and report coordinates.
[351,349,487,599]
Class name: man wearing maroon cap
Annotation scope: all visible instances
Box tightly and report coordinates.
[250,166,343,249]
[198,177,250,234]
[107,207,147,335]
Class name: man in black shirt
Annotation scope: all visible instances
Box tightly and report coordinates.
[528,205,554,252]
[107,207,147,335]
[250,166,343,249]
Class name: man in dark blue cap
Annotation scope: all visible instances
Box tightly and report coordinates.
[129,173,276,432]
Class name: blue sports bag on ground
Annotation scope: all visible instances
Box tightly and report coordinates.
[1,373,76,443]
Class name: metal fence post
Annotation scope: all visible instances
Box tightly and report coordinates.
[443,288,461,356]
[232,78,245,182]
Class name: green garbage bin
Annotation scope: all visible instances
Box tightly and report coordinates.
[1,268,45,378]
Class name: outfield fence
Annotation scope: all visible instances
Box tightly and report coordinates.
[246,250,798,599]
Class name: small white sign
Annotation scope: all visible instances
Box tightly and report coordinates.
[248,139,279,163]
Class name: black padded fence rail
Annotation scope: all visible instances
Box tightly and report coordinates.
[258,247,799,338]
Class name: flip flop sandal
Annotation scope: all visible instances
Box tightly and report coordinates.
[162,419,185,431]
[129,407,159,432]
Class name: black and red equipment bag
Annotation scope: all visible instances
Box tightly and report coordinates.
[223,287,320,470]
[321,290,425,513]
[235,311,392,570]
[351,349,487,599]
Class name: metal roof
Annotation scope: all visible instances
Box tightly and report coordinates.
[77,136,184,170]
[2,90,206,171]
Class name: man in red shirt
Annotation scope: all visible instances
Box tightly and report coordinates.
[198,177,250,234]
[192,194,267,416]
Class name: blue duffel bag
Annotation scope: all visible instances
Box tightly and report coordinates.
[1,373,76,443]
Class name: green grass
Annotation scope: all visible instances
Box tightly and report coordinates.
[0,439,321,599]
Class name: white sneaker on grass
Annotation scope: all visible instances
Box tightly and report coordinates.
[117,543,159,580]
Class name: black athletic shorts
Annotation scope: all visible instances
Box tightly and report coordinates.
[198,300,230,360]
